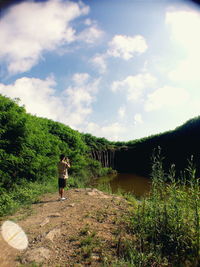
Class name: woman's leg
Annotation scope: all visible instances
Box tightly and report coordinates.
[60,188,64,198]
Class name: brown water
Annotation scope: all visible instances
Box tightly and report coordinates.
[94,173,152,198]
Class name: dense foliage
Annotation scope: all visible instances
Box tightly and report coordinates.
[118,150,199,266]
[0,94,199,265]
[1,93,200,218]
[0,95,113,216]
[114,117,200,178]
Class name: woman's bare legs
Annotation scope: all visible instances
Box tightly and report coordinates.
[59,188,64,198]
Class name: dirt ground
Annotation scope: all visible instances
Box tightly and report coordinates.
[0,188,132,267]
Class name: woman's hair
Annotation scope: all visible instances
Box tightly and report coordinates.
[60,154,66,160]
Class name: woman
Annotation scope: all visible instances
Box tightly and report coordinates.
[57,154,70,200]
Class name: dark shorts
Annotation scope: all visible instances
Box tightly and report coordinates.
[58,178,66,188]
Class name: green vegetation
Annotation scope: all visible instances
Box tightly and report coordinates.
[116,149,199,266]
[0,94,115,217]
[114,116,200,178]
[0,94,199,265]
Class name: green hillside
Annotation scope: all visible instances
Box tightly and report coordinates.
[0,94,199,266]
[0,94,114,216]
[1,93,200,187]
[114,117,200,178]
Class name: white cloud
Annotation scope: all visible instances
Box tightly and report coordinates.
[166,9,200,82]
[77,25,104,44]
[84,18,92,26]
[169,54,200,83]
[90,34,147,74]
[0,73,99,128]
[91,54,107,74]
[72,73,90,85]
[134,113,143,124]
[0,76,63,120]
[107,34,148,60]
[145,86,190,111]
[63,73,100,127]
[111,73,157,101]
[118,106,126,119]
[86,122,126,141]
[0,0,92,74]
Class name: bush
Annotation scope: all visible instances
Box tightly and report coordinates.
[0,189,18,216]
[123,150,200,266]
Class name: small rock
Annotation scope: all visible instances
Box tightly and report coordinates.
[40,217,49,227]
[46,228,61,241]
[68,203,75,207]
[87,191,97,196]
[87,189,111,198]
[91,254,100,261]
[85,188,92,192]
[25,247,50,263]
[75,189,81,192]
[92,188,100,193]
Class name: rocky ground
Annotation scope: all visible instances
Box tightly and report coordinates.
[0,188,134,267]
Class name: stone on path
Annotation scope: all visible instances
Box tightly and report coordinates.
[46,228,61,242]
[87,188,111,199]
[68,203,75,207]
[40,217,50,227]
[25,247,51,263]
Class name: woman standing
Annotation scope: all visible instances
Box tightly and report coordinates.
[57,154,70,200]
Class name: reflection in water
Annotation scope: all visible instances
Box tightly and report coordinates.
[95,173,151,197]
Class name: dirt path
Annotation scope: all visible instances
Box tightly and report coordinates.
[0,188,132,266]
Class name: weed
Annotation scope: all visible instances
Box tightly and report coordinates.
[122,149,200,266]
[78,225,100,259]
[95,209,108,223]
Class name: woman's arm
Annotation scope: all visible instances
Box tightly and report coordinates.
[64,158,70,168]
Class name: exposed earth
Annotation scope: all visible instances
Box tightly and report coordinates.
[0,188,133,266]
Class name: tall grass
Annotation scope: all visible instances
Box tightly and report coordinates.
[119,148,200,266]
[0,178,58,217]
[0,165,114,218]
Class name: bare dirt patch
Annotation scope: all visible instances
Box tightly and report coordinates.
[0,188,132,266]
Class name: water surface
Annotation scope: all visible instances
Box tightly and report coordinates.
[94,173,151,198]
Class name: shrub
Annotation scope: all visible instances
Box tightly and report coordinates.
[0,189,18,216]
[123,150,200,266]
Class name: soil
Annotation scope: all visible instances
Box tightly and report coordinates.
[0,188,133,267]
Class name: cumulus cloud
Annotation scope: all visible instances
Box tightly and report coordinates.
[144,86,190,111]
[91,54,107,74]
[0,73,99,128]
[107,34,148,60]
[63,73,100,127]
[0,76,63,120]
[0,0,102,74]
[111,73,157,101]
[118,106,126,119]
[90,34,147,74]
[86,122,126,141]
[166,9,200,82]
[134,113,143,124]
[77,25,104,44]
[72,73,90,85]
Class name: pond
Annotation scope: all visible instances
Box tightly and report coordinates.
[93,173,152,198]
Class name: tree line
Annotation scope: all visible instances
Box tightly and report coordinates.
[0,94,115,192]
[1,93,199,193]
[114,117,200,178]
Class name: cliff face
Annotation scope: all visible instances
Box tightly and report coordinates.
[114,117,200,177]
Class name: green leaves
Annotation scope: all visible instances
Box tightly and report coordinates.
[0,94,113,192]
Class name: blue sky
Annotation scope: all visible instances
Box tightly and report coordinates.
[0,0,200,141]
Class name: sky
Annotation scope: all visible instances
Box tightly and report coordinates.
[0,0,200,141]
